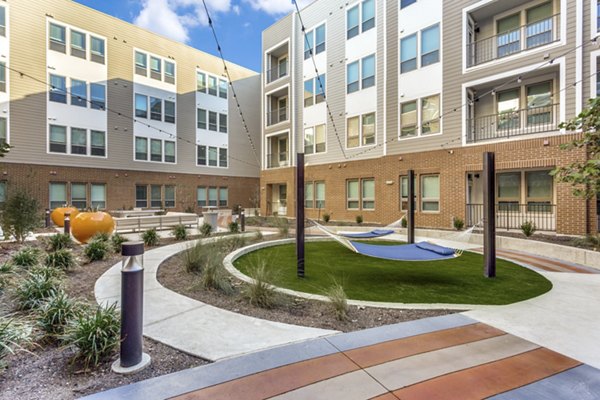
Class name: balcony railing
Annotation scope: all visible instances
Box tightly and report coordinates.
[266,152,289,169]
[466,103,559,144]
[266,107,289,126]
[467,14,560,67]
[466,203,556,231]
[266,61,288,84]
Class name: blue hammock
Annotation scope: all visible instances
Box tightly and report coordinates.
[349,241,457,261]
[340,229,395,239]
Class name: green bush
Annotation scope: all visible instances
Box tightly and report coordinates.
[180,241,205,273]
[110,233,128,254]
[0,191,40,243]
[324,281,349,321]
[521,221,536,237]
[11,247,41,268]
[243,261,278,309]
[0,263,13,293]
[0,316,33,368]
[91,232,111,243]
[401,217,408,228]
[355,215,363,224]
[0,262,14,274]
[47,233,72,252]
[453,217,465,231]
[322,213,331,223]
[200,222,213,237]
[38,290,79,336]
[172,224,188,241]
[84,240,110,262]
[142,228,159,247]
[45,249,76,271]
[65,303,120,369]
[16,269,62,310]
[228,221,240,234]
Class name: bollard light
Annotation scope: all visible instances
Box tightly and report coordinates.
[240,209,245,232]
[112,241,151,374]
[64,212,71,235]
[45,209,51,228]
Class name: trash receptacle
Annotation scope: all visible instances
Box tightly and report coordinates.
[203,210,218,232]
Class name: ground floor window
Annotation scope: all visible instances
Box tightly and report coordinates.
[70,183,87,209]
[165,185,176,208]
[0,181,6,205]
[197,186,228,208]
[219,188,228,207]
[347,178,374,210]
[305,181,326,209]
[421,174,440,212]
[49,183,67,209]
[135,185,148,208]
[150,185,162,208]
[91,184,106,209]
[497,169,553,212]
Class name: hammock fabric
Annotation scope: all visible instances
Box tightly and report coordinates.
[349,241,457,261]
[340,229,395,239]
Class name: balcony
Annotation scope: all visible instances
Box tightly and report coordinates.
[466,103,559,143]
[266,107,289,126]
[467,12,560,67]
[266,60,288,84]
[266,152,289,169]
[466,203,556,231]
[265,42,289,85]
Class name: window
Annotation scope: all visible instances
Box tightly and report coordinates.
[71,79,87,107]
[90,36,105,63]
[164,100,175,124]
[49,125,67,153]
[208,111,217,131]
[197,72,206,93]
[362,113,375,145]
[91,130,105,157]
[315,24,326,54]
[362,0,375,32]
[165,186,175,208]
[135,94,148,118]
[150,185,162,208]
[497,14,521,58]
[304,79,314,107]
[497,172,520,211]
[150,56,161,79]
[197,108,207,129]
[400,101,417,137]
[208,146,218,166]
[136,185,148,208]
[219,79,228,99]
[0,7,5,37]
[347,5,359,39]
[0,182,5,205]
[135,51,147,75]
[197,187,207,207]
[401,0,417,8]
[70,128,87,155]
[347,61,359,93]
[220,147,229,167]
[347,116,360,148]
[71,183,87,209]
[362,55,375,89]
[150,97,162,121]
[0,62,5,92]
[49,183,67,209]
[305,125,326,154]
[526,2,553,49]
[526,81,552,125]
[208,76,217,96]
[400,176,409,211]
[197,145,207,165]
[165,61,175,83]
[219,188,228,207]
[362,179,375,210]
[526,170,553,212]
[164,141,175,163]
[315,74,326,103]
[421,24,440,66]
[315,124,326,153]
[208,187,218,207]
[347,179,359,209]
[70,30,86,59]
[90,83,105,110]
[150,139,162,162]
[91,184,106,209]
[421,175,440,212]
[400,34,417,73]
[305,182,314,208]
[421,95,440,134]
[315,182,325,208]
[304,127,315,154]
[304,30,314,60]
[219,113,227,133]
[348,114,375,148]
[50,75,67,103]
[135,137,148,160]
[0,118,6,143]
[49,23,66,52]
[497,89,520,130]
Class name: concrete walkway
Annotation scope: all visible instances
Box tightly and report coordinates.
[94,234,336,361]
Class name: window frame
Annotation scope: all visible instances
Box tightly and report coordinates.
[400,33,418,73]
[70,127,87,155]
[70,79,87,108]
[197,145,207,166]
[421,23,440,67]
[49,125,67,154]
[421,174,440,212]
[150,97,162,121]
[49,182,67,209]
[164,100,176,124]
[135,185,148,208]
[135,93,148,119]
[164,185,176,208]
[197,108,207,129]
[346,179,360,210]
[150,138,162,162]
[90,83,106,110]
[90,130,106,157]
[135,137,148,161]
[164,140,176,163]
[91,183,106,209]
[361,178,375,210]
[70,182,87,210]
[49,74,67,104]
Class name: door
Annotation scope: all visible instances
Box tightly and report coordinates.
[278,97,287,123]
[278,185,287,216]
[278,136,288,166]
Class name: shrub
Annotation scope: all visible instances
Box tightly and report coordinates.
[65,303,120,369]
[0,263,13,293]
[401,217,408,228]
[172,224,188,241]
[453,217,465,231]
[200,222,213,237]
[243,260,278,309]
[521,221,536,237]
[218,235,247,254]
[0,262,14,274]
[0,317,33,368]
[47,233,72,252]
[45,249,76,271]
[91,232,111,243]
[181,241,205,273]
[200,256,233,294]
[355,215,363,224]
[0,191,40,243]
[110,233,128,254]
[16,269,62,310]
[11,247,41,268]
[274,217,289,237]
[324,281,349,321]
[322,213,331,223]
[84,240,110,262]
[142,228,160,247]
[38,290,79,336]
[228,221,240,234]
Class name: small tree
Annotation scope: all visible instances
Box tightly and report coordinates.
[551,97,600,199]
[1,191,40,243]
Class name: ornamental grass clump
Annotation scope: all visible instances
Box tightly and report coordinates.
[46,233,72,252]
[172,224,188,241]
[244,260,279,309]
[38,290,79,336]
[0,316,33,369]
[324,281,349,321]
[91,232,111,243]
[199,249,233,294]
[45,249,76,271]
[181,241,205,273]
[16,268,62,310]
[11,247,41,268]
[142,228,160,247]
[228,221,239,234]
[200,222,213,237]
[84,239,110,262]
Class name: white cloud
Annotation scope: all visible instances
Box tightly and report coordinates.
[242,0,313,15]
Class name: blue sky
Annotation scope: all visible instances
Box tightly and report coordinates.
[74,0,312,72]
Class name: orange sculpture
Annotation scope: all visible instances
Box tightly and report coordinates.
[71,211,115,244]
[50,207,80,227]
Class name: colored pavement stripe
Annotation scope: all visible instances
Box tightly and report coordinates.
[497,249,596,274]
[369,394,398,400]
[343,323,505,368]
[172,353,360,400]
[392,348,581,400]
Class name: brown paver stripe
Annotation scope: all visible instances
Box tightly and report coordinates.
[369,393,398,400]
[171,353,360,400]
[497,249,594,274]
[392,348,581,400]
[344,323,506,368]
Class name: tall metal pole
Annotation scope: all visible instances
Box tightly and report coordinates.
[407,170,415,244]
[296,153,305,278]
[483,152,496,278]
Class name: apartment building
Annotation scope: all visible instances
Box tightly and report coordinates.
[0,0,261,213]
[260,0,599,236]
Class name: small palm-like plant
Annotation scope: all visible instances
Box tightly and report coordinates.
[172,224,188,241]
[84,240,110,262]
[0,316,33,368]
[521,221,536,237]
[47,233,72,252]
[11,247,41,268]
[142,228,159,246]
[38,290,79,336]
[45,249,76,271]
[110,233,128,254]
[16,269,62,310]
[200,222,213,237]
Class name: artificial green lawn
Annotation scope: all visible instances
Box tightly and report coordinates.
[234,241,553,305]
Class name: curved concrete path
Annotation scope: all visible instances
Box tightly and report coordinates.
[94,235,337,362]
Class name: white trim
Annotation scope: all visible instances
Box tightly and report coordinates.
[576,0,583,114]
[592,0,599,40]
[344,112,377,151]
[303,123,328,156]
[47,124,108,159]
[383,0,387,156]
[264,38,290,86]
[132,136,177,165]
[589,49,600,99]
[397,92,443,141]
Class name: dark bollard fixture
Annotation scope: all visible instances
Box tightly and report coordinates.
[45,209,51,228]
[111,241,151,374]
[63,212,71,235]
[240,208,246,232]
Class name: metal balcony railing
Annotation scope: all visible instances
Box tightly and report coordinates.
[467,14,560,67]
[266,107,289,126]
[466,103,559,144]
[266,61,288,84]
[466,203,556,231]
[265,152,289,169]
